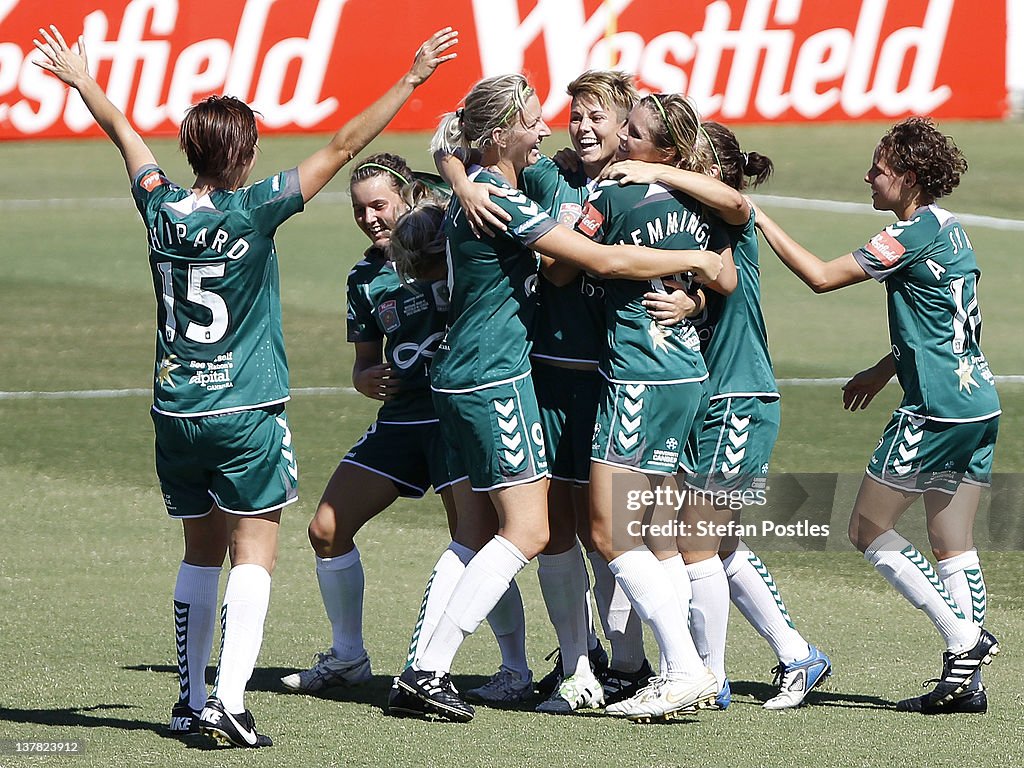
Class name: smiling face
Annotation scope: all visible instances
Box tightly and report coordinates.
[500,92,551,173]
[569,94,624,176]
[350,175,407,248]
[616,103,673,163]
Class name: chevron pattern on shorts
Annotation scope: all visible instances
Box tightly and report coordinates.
[747,551,795,629]
[617,384,645,452]
[174,600,190,701]
[721,413,750,478]
[965,568,987,624]
[901,545,965,619]
[277,415,298,481]
[892,420,923,477]
[495,398,526,469]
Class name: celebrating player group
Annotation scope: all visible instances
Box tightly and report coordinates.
[33,15,1000,749]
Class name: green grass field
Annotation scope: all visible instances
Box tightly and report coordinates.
[1,121,1022,768]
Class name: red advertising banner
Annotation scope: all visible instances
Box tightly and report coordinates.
[0,0,1008,140]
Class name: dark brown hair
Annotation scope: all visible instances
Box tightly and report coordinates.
[878,117,967,200]
[178,96,258,180]
[699,121,773,192]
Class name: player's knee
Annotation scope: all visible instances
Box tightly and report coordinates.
[307,512,336,553]
[847,513,873,553]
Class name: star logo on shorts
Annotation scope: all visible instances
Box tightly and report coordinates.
[648,321,671,352]
[954,356,978,393]
[156,355,180,387]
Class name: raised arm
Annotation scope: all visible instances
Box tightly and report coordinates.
[532,223,722,284]
[33,26,156,180]
[297,27,458,202]
[752,202,870,293]
[604,160,749,226]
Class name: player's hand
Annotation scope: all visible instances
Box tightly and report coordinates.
[644,280,701,326]
[842,363,893,411]
[407,27,459,87]
[601,159,661,184]
[691,251,723,284]
[354,363,400,401]
[33,26,90,88]
[551,147,582,173]
[455,181,511,238]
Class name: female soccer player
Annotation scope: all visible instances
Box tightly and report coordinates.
[440,70,647,713]
[395,74,721,723]
[578,93,727,721]
[754,117,999,713]
[279,154,466,694]
[33,23,457,747]
[607,121,831,710]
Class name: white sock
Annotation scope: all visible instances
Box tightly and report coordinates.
[657,555,691,674]
[213,563,271,713]
[608,548,704,678]
[937,549,986,624]
[865,530,979,653]
[486,579,530,680]
[417,536,529,675]
[723,541,810,664]
[588,550,645,673]
[538,547,590,677]
[938,548,987,689]
[406,544,470,668]
[315,547,365,661]
[686,556,730,688]
[173,562,221,711]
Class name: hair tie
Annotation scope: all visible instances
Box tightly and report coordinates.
[740,151,749,168]
[698,125,722,171]
[455,107,464,121]
[357,161,409,187]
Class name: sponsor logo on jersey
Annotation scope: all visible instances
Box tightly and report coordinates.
[140,170,165,192]
[865,228,906,266]
[557,202,583,227]
[576,203,604,237]
[378,300,400,332]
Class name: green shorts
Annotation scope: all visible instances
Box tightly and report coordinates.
[343,419,452,497]
[534,363,602,484]
[432,374,549,491]
[592,379,708,476]
[867,411,999,494]
[152,405,298,518]
[687,396,779,493]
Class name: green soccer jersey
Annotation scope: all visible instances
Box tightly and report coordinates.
[577,180,716,384]
[521,155,605,365]
[430,167,558,392]
[693,210,778,399]
[346,247,449,422]
[132,165,304,417]
[854,204,1000,422]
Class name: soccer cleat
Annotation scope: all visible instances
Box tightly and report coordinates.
[536,643,609,698]
[385,675,428,718]
[464,665,534,704]
[896,685,988,715]
[535,671,605,714]
[712,678,732,710]
[601,659,654,705]
[897,629,999,710]
[763,645,832,710]
[605,669,719,722]
[396,666,475,723]
[280,649,372,693]
[198,697,272,748]
[168,702,200,735]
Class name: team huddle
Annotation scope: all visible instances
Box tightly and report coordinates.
[34,20,1000,749]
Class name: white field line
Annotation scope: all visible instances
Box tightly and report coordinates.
[3,378,1023,401]
[3,192,1024,231]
